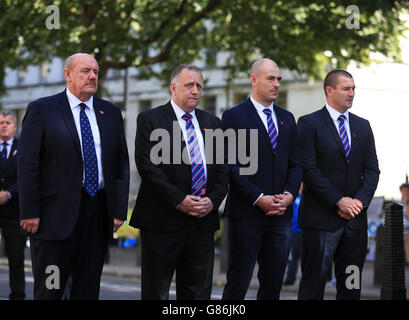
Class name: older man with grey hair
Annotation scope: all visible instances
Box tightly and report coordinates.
[18,53,130,300]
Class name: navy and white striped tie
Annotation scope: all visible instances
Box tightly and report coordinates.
[337,115,350,162]
[182,113,206,197]
[263,108,278,153]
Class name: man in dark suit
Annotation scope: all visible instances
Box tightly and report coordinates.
[297,70,380,300]
[130,64,228,300]
[18,53,130,299]
[221,58,302,300]
[0,111,26,300]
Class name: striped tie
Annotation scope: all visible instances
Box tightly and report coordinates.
[337,115,350,162]
[182,113,206,197]
[262,108,278,153]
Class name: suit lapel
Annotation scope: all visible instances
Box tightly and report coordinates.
[348,113,359,163]
[246,99,274,156]
[93,99,107,163]
[164,102,190,167]
[56,90,82,156]
[273,105,286,154]
[320,107,349,163]
[3,138,18,169]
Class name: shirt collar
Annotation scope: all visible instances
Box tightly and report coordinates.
[0,137,14,146]
[66,88,94,111]
[170,99,196,120]
[250,96,274,113]
[326,103,349,122]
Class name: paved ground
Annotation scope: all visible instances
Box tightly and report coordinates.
[1,244,408,300]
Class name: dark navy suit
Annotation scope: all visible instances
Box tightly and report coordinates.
[221,98,302,300]
[0,138,26,299]
[18,90,130,299]
[297,106,379,300]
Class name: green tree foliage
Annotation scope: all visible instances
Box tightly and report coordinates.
[0,0,407,96]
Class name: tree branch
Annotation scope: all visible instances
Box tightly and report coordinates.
[142,0,222,65]
[142,0,188,44]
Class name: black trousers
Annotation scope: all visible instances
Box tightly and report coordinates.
[140,217,215,300]
[297,226,367,300]
[30,190,109,300]
[0,217,26,300]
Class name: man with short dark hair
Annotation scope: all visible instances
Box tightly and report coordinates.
[130,64,228,300]
[297,69,380,300]
[18,53,130,299]
[0,111,26,300]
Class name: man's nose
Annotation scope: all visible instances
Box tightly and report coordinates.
[191,84,199,94]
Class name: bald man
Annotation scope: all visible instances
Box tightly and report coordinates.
[18,53,130,299]
[221,58,302,300]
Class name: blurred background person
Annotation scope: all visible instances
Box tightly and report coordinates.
[283,183,303,285]
[398,183,409,264]
[0,111,26,300]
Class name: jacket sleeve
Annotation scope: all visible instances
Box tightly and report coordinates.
[297,116,343,207]
[17,102,43,219]
[135,112,186,210]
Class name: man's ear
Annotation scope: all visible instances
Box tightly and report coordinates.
[63,68,70,82]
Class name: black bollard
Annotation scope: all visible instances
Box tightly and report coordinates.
[373,224,384,287]
[381,203,406,300]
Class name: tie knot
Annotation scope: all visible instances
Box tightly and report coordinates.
[182,113,192,122]
[263,108,272,116]
[2,142,7,147]
[79,103,87,111]
[338,115,347,123]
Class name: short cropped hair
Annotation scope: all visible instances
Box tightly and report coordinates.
[0,111,17,124]
[170,64,203,83]
[323,70,353,96]
[400,183,409,191]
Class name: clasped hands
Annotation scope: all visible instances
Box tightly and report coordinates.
[178,195,214,218]
[336,197,363,220]
[256,193,294,216]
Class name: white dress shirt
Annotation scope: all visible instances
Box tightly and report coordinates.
[0,137,14,159]
[66,88,104,189]
[325,103,352,147]
[250,96,279,135]
[171,99,207,180]
[250,96,283,205]
[1,137,14,199]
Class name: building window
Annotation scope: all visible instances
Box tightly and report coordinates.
[40,61,49,83]
[17,67,26,86]
[201,96,216,114]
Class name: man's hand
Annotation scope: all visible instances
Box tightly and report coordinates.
[189,197,214,218]
[336,197,363,219]
[0,190,9,206]
[113,218,124,233]
[256,195,276,213]
[178,195,213,218]
[266,193,294,216]
[178,195,202,214]
[20,218,40,234]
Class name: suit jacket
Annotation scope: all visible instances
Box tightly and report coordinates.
[17,90,130,240]
[297,106,380,231]
[0,138,19,219]
[221,98,302,219]
[129,101,228,232]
